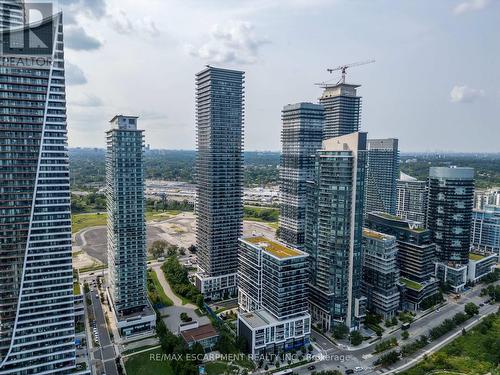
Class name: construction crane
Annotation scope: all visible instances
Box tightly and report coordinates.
[326,59,375,84]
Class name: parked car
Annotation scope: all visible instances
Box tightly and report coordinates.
[307,365,316,371]
[346,369,354,375]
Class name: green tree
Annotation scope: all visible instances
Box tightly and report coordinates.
[350,331,363,346]
[332,324,349,339]
[464,302,479,317]
[401,330,410,340]
[196,294,205,309]
[150,240,168,258]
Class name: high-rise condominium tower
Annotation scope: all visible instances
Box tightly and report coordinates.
[0,0,24,29]
[106,115,155,336]
[427,167,474,264]
[319,83,361,140]
[396,172,428,223]
[195,66,244,299]
[0,12,77,374]
[362,229,400,319]
[365,138,399,216]
[305,132,367,331]
[279,103,323,249]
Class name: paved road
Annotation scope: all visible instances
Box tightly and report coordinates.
[89,284,119,375]
[294,283,498,375]
[76,226,165,264]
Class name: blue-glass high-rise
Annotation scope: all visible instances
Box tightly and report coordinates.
[279,103,323,250]
[195,66,244,299]
[305,132,367,331]
[365,138,399,216]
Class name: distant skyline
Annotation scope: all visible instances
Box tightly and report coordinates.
[61,0,500,152]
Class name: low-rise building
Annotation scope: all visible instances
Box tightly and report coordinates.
[238,309,310,357]
[471,205,500,256]
[362,229,400,319]
[398,277,439,311]
[435,262,468,293]
[181,323,219,352]
[467,252,498,283]
[237,236,311,356]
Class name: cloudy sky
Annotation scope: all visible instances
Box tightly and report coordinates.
[57,0,499,152]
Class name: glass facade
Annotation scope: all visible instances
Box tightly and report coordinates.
[106,116,148,315]
[319,83,361,140]
[471,205,500,256]
[365,138,399,216]
[0,1,24,29]
[195,67,244,298]
[279,102,323,250]
[0,14,76,374]
[365,212,436,282]
[427,167,475,264]
[396,173,428,223]
[305,132,367,330]
[362,229,400,319]
[238,237,309,320]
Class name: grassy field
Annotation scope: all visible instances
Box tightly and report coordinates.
[205,361,232,374]
[72,210,184,234]
[148,270,173,307]
[72,212,107,233]
[145,210,182,222]
[124,348,174,375]
[402,312,500,375]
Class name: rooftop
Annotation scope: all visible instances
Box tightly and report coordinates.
[400,277,423,291]
[469,253,485,261]
[239,309,280,329]
[181,323,219,343]
[73,282,81,296]
[243,236,305,259]
[363,228,392,240]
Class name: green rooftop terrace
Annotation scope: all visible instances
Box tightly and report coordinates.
[400,277,423,291]
[73,282,81,295]
[244,236,302,259]
[469,253,485,261]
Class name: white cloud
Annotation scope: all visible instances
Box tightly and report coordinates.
[69,93,104,107]
[110,9,160,37]
[453,0,490,15]
[187,20,269,65]
[65,63,87,85]
[450,85,485,103]
[65,26,102,50]
[60,0,107,24]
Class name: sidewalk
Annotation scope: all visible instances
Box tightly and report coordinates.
[152,264,196,309]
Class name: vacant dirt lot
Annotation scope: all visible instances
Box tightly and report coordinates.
[73,212,276,265]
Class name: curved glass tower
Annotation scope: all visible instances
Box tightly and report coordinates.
[0,12,76,374]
